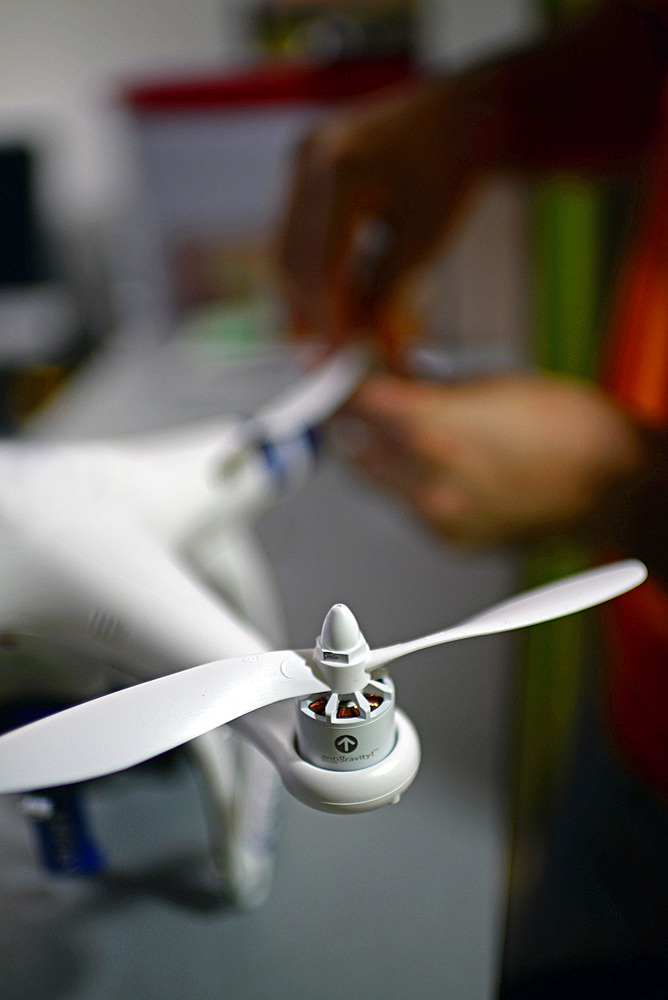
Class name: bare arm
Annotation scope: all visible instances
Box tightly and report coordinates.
[341,371,668,586]
[490,0,668,177]
[278,1,668,349]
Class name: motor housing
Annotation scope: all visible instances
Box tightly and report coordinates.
[296,676,395,771]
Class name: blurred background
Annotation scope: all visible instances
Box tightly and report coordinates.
[0,0,539,401]
[0,2,604,999]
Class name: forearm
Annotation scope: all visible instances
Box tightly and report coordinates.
[455,0,668,179]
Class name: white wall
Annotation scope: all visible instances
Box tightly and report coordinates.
[0,0,244,230]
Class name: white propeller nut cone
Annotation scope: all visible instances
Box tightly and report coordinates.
[314,604,370,693]
[321,603,362,651]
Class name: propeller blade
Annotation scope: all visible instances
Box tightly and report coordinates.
[366,559,647,671]
[0,650,327,794]
[238,345,370,446]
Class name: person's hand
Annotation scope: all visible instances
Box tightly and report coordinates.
[277,74,502,359]
[338,372,646,547]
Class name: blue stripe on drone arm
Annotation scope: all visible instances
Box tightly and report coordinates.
[259,427,321,488]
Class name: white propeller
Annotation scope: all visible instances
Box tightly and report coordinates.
[365,557,647,670]
[0,559,646,794]
[0,650,328,795]
[231,345,371,450]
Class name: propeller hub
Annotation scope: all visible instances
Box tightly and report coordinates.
[314,604,370,693]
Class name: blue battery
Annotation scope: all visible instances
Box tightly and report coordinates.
[3,702,105,876]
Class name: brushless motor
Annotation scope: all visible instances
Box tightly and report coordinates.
[296,678,396,771]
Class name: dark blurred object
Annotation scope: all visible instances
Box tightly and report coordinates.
[0,146,48,286]
[502,954,668,999]
[248,1,418,63]
[0,144,97,429]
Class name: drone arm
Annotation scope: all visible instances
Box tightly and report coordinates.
[107,347,371,543]
[181,524,288,649]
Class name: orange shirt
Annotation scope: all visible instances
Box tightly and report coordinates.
[600,76,668,797]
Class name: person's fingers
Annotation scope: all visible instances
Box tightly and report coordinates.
[277,125,437,343]
[345,375,463,460]
[333,410,471,542]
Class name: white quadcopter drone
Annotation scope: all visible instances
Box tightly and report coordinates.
[0,345,647,905]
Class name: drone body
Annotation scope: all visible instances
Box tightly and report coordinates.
[0,347,369,703]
